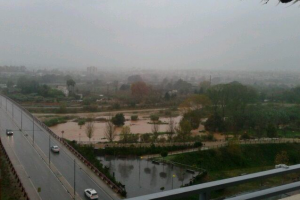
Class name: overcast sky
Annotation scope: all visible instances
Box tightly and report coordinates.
[0,0,299,71]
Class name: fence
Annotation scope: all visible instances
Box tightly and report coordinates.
[0,138,30,200]
[1,95,125,195]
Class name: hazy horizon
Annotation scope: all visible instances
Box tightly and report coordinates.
[1,0,299,71]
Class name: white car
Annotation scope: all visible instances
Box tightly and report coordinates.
[275,164,289,169]
[84,189,98,199]
[51,145,60,153]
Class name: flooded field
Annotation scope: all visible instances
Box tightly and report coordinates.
[99,156,198,198]
[49,115,186,142]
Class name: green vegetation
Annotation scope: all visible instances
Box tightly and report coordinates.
[170,143,300,172]
[1,150,23,200]
[131,115,138,121]
[112,113,125,126]
[77,118,86,126]
[68,141,127,196]
[43,116,75,127]
[96,143,195,156]
[150,114,159,121]
[170,143,300,199]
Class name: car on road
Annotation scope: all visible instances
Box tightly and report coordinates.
[51,145,60,153]
[6,129,13,136]
[84,189,98,199]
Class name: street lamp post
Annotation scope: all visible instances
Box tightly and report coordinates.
[21,110,23,130]
[49,134,51,165]
[172,174,176,189]
[33,115,35,145]
[74,159,76,200]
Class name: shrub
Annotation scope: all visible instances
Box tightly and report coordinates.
[194,141,203,148]
[131,115,138,121]
[78,119,86,126]
[150,114,159,121]
[112,113,125,126]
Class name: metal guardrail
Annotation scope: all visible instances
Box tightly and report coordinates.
[0,138,30,200]
[1,95,125,195]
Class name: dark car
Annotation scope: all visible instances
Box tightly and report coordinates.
[6,129,13,136]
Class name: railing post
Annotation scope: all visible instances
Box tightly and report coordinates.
[199,192,210,200]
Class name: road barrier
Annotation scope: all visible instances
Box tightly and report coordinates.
[1,95,125,195]
[0,138,30,200]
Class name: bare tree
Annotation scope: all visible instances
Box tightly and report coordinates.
[85,120,95,143]
[105,117,116,142]
[120,126,131,143]
[152,120,160,143]
[167,116,175,142]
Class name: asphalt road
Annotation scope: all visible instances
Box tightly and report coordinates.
[0,96,116,200]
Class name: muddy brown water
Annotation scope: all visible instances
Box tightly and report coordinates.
[50,116,185,142]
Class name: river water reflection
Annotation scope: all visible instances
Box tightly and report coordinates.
[98,156,197,198]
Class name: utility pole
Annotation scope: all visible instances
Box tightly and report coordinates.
[21,110,23,131]
[33,116,35,145]
[5,98,7,111]
[12,104,13,119]
[49,134,51,165]
[74,159,76,200]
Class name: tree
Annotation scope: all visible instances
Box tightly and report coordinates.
[275,151,289,165]
[167,116,175,142]
[194,141,203,148]
[131,81,150,99]
[176,119,192,142]
[85,120,95,143]
[120,126,131,143]
[66,79,76,87]
[208,82,257,118]
[182,110,203,129]
[140,133,152,143]
[66,79,76,93]
[164,92,170,100]
[6,80,14,88]
[105,117,116,142]
[204,113,225,132]
[179,94,211,112]
[112,113,125,126]
[161,151,168,161]
[151,115,160,142]
[78,119,85,128]
[199,81,211,93]
[266,124,277,138]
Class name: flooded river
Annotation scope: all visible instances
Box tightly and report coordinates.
[98,156,197,198]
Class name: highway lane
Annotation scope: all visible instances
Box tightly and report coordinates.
[1,96,117,200]
[0,108,72,200]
